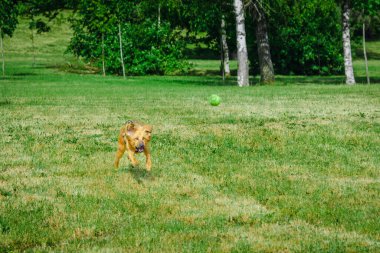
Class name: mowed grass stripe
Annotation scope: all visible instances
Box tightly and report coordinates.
[2,75,379,251]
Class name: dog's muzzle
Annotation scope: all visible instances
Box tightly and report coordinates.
[136,144,145,153]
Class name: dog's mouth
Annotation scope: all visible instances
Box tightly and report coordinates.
[136,147,145,153]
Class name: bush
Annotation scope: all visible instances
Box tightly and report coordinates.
[68,19,190,76]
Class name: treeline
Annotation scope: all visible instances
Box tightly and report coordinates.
[1,0,379,85]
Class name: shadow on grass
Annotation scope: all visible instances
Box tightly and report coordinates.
[10,72,38,77]
[356,76,380,84]
[275,76,346,85]
[274,75,380,85]
[121,165,154,184]
[0,100,11,106]
[187,69,238,77]
[170,76,242,86]
[172,74,380,86]
[184,47,220,60]
[355,48,380,60]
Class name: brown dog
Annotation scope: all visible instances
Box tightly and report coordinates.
[114,121,153,171]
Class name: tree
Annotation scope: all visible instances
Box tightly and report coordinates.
[257,0,343,76]
[248,0,274,84]
[233,0,249,87]
[341,0,355,84]
[362,23,370,84]
[0,0,18,77]
[118,22,126,79]
[163,0,235,79]
[220,14,231,79]
[19,1,61,67]
[351,0,380,84]
[70,0,117,76]
[68,0,189,76]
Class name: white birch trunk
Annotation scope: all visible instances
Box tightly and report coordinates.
[1,28,4,77]
[233,0,249,87]
[220,15,231,78]
[102,33,106,77]
[363,23,370,84]
[342,0,355,85]
[118,23,126,79]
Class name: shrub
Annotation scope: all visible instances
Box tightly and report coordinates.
[68,19,190,76]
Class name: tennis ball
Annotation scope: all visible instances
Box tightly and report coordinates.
[209,94,221,106]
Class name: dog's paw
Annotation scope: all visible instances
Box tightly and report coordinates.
[131,161,140,167]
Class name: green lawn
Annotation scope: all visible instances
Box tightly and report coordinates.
[0,17,380,252]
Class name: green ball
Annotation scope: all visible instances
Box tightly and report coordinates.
[209,94,221,106]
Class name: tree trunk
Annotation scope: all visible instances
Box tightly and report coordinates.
[158,3,161,27]
[102,33,106,77]
[342,0,355,85]
[220,15,231,79]
[254,9,274,84]
[1,28,4,77]
[233,0,249,87]
[363,23,370,85]
[118,23,126,79]
[31,29,35,67]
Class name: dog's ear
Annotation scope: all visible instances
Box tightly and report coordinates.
[143,125,152,141]
[144,125,152,133]
[125,121,136,136]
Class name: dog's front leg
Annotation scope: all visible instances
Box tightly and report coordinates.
[114,144,126,168]
[144,148,152,171]
[127,150,139,167]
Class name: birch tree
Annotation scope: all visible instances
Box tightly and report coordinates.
[118,23,126,78]
[341,0,355,84]
[220,15,231,79]
[233,0,249,87]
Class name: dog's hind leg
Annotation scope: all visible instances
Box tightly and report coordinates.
[144,147,152,171]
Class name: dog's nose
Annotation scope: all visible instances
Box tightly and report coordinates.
[136,142,145,153]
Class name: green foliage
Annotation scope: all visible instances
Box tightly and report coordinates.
[351,0,380,39]
[174,0,235,49]
[0,0,19,38]
[30,19,51,34]
[67,0,190,75]
[18,0,63,37]
[248,0,344,75]
[68,19,189,75]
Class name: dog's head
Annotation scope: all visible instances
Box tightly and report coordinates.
[124,121,152,153]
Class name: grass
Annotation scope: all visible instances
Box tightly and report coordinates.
[0,16,380,252]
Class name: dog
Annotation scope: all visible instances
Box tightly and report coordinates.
[114,121,153,171]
